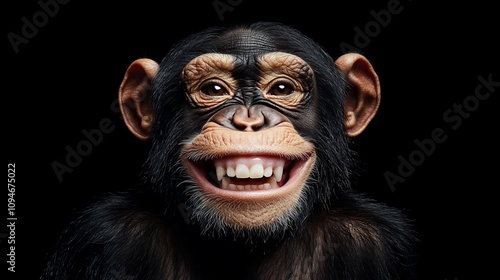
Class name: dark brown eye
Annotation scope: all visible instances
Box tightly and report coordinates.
[201,83,229,96]
[269,83,294,96]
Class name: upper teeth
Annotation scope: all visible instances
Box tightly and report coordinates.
[213,157,285,182]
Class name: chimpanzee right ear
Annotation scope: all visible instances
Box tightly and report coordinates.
[335,53,381,137]
[118,58,159,140]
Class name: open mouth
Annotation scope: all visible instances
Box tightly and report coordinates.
[180,123,317,199]
[212,156,290,190]
[185,154,314,195]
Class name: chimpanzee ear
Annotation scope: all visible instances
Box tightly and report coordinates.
[119,58,159,140]
[335,53,381,137]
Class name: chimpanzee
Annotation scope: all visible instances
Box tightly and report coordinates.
[41,21,417,280]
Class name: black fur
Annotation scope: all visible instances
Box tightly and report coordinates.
[41,191,417,279]
[41,22,418,279]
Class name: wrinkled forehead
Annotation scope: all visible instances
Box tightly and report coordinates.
[181,52,313,84]
[213,28,278,56]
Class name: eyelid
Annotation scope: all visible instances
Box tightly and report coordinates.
[269,77,295,88]
[200,78,227,88]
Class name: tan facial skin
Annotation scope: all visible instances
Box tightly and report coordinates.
[118,52,380,230]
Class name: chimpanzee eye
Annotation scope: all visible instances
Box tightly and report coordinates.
[268,82,294,96]
[201,81,229,96]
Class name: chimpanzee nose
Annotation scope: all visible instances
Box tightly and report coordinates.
[232,105,266,131]
[211,105,288,131]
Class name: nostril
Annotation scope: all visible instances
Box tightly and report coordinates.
[232,106,266,131]
[209,105,288,131]
[231,118,248,130]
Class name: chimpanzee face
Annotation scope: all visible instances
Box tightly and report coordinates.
[118,22,380,239]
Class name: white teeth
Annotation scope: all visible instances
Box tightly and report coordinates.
[213,157,286,184]
[249,164,264,178]
[227,166,236,177]
[264,166,273,177]
[274,165,283,182]
[235,164,250,178]
[219,177,279,190]
[216,166,225,181]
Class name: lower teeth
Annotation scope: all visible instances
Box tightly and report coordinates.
[209,168,284,191]
[220,177,278,190]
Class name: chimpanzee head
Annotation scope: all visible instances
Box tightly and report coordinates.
[118,21,380,240]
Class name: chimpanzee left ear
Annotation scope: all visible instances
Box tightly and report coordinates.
[119,58,159,140]
[335,53,381,137]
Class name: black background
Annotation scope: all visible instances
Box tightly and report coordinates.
[3,0,498,279]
